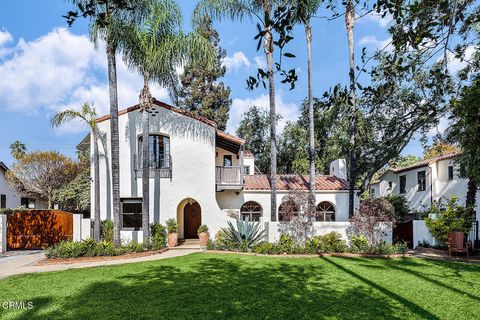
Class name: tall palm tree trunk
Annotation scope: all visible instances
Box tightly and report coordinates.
[93,127,101,241]
[345,0,356,218]
[306,18,315,209]
[265,28,277,222]
[106,40,122,247]
[140,75,152,243]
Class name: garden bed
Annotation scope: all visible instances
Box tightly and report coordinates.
[206,249,409,258]
[38,248,168,265]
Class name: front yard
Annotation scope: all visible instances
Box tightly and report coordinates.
[0,253,479,319]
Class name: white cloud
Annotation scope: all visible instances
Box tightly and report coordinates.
[0,27,169,134]
[0,29,12,46]
[223,51,251,71]
[227,94,299,134]
[254,56,267,69]
[446,45,475,74]
[363,11,392,28]
[358,35,392,51]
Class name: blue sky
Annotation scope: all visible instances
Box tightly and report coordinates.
[0,0,434,166]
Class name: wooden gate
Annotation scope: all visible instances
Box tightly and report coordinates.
[393,221,413,248]
[7,210,73,249]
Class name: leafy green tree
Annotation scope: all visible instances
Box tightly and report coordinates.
[236,105,272,174]
[65,0,151,247]
[178,15,231,130]
[425,196,475,244]
[448,76,480,213]
[424,142,460,160]
[9,140,27,161]
[6,151,78,209]
[51,103,101,241]
[119,0,214,241]
[53,167,91,214]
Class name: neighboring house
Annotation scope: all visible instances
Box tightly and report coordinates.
[370,153,480,223]
[88,99,359,243]
[0,161,45,209]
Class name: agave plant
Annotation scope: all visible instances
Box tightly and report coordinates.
[225,220,266,251]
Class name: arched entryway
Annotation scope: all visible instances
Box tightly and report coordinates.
[183,200,201,239]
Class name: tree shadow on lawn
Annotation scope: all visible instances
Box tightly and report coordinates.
[5,256,423,320]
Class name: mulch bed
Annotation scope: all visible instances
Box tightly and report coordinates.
[37,248,168,265]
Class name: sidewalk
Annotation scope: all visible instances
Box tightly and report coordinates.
[0,249,200,279]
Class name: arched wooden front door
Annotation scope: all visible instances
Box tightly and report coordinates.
[184,201,201,239]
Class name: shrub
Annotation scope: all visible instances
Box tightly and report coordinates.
[197,225,209,234]
[81,238,98,257]
[393,241,409,254]
[150,223,167,250]
[212,228,236,250]
[321,232,346,253]
[425,196,474,244]
[253,242,277,254]
[125,241,144,253]
[277,234,296,254]
[96,240,117,256]
[45,241,85,259]
[385,195,412,222]
[101,220,114,242]
[305,236,323,254]
[349,235,369,253]
[371,242,395,255]
[224,220,266,252]
[166,218,178,234]
[417,239,430,248]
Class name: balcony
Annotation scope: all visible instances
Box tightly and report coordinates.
[216,166,243,191]
[134,154,172,179]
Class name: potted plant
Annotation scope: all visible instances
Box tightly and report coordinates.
[198,225,209,247]
[166,218,178,247]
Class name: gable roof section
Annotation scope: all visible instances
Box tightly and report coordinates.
[96,98,217,128]
[0,162,8,171]
[380,152,461,177]
[244,174,350,191]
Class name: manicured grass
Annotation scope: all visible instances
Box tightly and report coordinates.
[0,253,479,319]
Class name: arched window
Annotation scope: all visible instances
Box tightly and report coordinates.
[138,134,170,169]
[240,201,262,221]
[316,202,335,221]
[278,200,299,222]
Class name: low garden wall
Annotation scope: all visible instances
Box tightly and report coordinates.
[0,215,6,254]
[412,220,436,248]
[264,221,393,244]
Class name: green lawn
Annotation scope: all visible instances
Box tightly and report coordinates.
[0,253,479,319]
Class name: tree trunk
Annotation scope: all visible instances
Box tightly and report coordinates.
[93,128,101,241]
[345,0,356,218]
[265,28,277,222]
[106,39,121,247]
[306,19,315,210]
[140,75,152,243]
[466,178,477,217]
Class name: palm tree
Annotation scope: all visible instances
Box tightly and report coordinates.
[51,103,102,241]
[119,0,214,242]
[194,0,282,222]
[291,0,322,208]
[10,140,27,161]
[345,0,356,217]
[67,0,150,247]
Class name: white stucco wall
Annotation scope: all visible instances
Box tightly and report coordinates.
[412,220,436,248]
[0,168,21,209]
[0,215,6,253]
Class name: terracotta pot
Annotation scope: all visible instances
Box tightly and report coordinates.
[168,233,178,247]
[198,232,209,247]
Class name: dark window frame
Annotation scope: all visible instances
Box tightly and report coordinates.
[120,198,143,231]
[240,201,262,222]
[448,165,454,181]
[399,175,407,194]
[138,134,170,169]
[223,155,232,167]
[0,194,5,209]
[417,170,426,192]
[315,202,336,222]
[278,201,299,222]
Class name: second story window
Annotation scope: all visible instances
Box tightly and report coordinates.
[417,170,426,191]
[388,181,393,189]
[138,135,170,169]
[244,166,250,174]
[223,155,232,167]
[399,175,406,194]
[448,165,454,180]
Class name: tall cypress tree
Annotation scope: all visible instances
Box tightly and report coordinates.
[178,16,231,130]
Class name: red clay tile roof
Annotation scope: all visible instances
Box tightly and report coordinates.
[390,152,461,174]
[243,150,254,157]
[244,174,350,191]
[96,98,217,128]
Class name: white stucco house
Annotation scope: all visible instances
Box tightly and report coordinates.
[370,153,480,245]
[88,99,359,243]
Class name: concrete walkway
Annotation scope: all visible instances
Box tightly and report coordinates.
[0,249,200,280]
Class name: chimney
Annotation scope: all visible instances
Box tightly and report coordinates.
[330,159,347,180]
